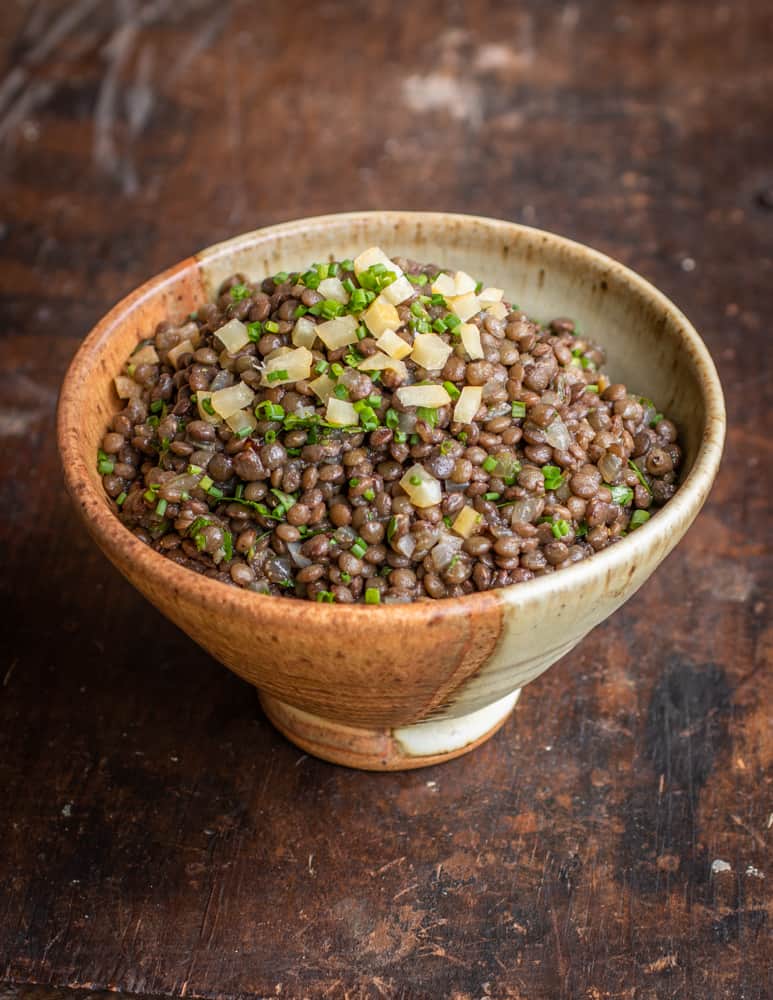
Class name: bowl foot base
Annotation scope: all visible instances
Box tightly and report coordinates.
[259,689,520,771]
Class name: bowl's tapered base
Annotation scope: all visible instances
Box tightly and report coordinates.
[259,689,521,770]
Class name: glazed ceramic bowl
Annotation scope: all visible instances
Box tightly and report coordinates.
[57,212,725,770]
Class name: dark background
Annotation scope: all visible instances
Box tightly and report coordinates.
[1,2,771,998]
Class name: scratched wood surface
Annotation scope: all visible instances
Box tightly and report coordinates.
[0,1,771,998]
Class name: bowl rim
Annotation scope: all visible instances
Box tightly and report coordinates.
[57,210,726,621]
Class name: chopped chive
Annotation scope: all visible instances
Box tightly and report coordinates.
[609,485,634,506]
[349,478,360,488]
[273,271,289,284]
[550,518,571,538]
[342,277,356,294]
[264,429,277,443]
[541,465,564,491]
[629,509,651,530]
[155,498,168,516]
[316,590,335,603]
[208,485,224,500]
[341,258,355,271]
[443,381,461,400]
[115,491,127,506]
[267,369,288,383]
[416,406,438,427]
[385,408,400,429]
[387,516,398,542]
[235,484,244,499]
[511,401,526,418]
[432,317,448,333]
[330,362,344,377]
[334,384,349,400]
[340,572,352,584]
[149,399,164,414]
[200,475,213,491]
[264,320,280,333]
[585,384,599,393]
[394,430,407,443]
[482,455,497,473]
[246,321,263,341]
[628,459,652,494]
[409,474,422,486]
[407,272,428,286]
[484,491,501,501]
[440,439,454,455]
[294,304,308,318]
[255,401,285,421]
[230,283,251,302]
[351,537,367,559]
[314,359,329,374]
[363,488,375,501]
[200,397,216,416]
[364,588,381,605]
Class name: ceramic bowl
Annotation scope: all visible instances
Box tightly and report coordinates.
[57,212,725,770]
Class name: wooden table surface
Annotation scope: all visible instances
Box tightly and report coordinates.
[1,2,771,998]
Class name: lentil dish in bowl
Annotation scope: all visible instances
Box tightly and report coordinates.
[58,212,725,769]
[100,250,683,604]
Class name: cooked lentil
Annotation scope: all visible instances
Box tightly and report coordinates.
[99,249,683,603]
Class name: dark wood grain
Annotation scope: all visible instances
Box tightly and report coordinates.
[0,1,770,998]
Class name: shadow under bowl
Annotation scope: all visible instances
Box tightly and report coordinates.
[57,212,726,770]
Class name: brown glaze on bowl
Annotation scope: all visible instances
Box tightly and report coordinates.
[57,213,726,770]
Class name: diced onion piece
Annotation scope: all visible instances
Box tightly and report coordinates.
[400,463,442,509]
[448,292,481,322]
[459,323,484,360]
[478,287,504,305]
[197,392,220,424]
[410,333,454,371]
[292,316,318,349]
[453,385,483,424]
[431,273,456,297]
[380,273,414,306]
[114,374,141,399]
[396,384,452,408]
[316,314,359,350]
[131,343,160,365]
[431,532,463,570]
[318,276,349,303]
[453,270,477,296]
[358,353,408,378]
[510,497,545,524]
[376,328,412,360]
[167,338,194,369]
[215,318,250,353]
[260,346,313,386]
[544,417,571,451]
[353,247,403,277]
[451,506,482,538]
[226,407,257,435]
[363,295,401,337]
[485,301,508,320]
[309,373,336,402]
[326,397,359,426]
[211,381,256,419]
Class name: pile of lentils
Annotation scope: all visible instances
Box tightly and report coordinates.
[98,248,682,604]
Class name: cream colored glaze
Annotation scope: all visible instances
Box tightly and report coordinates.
[58,212,726,769]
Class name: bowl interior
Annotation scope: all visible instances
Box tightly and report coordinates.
[62,211,724,602]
